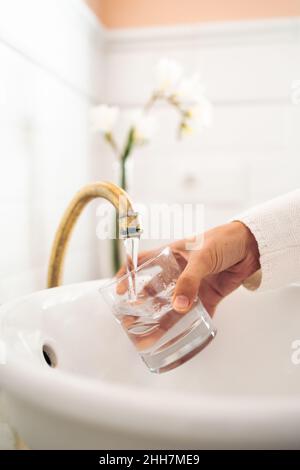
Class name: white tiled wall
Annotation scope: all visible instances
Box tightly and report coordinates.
[0,0,106,305]
[104,18,300,250]
[2,12,298,296]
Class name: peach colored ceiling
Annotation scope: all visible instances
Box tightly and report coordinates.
[85,0,300,28]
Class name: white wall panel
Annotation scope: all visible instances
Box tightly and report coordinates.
[103,18,300,235]
[0,0,105,307]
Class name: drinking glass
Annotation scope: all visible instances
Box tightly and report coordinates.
[100,247,217,373]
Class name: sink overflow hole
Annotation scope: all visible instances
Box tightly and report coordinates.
[42,344,57,368]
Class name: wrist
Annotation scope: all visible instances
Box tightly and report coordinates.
[231,221,260,261]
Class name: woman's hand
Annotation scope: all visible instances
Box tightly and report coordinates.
[130,221,260,315]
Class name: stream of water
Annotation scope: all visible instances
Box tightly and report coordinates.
[123,237,140,300]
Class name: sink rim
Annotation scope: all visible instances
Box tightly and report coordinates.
[1,280,300,443]
[2,353,300,443]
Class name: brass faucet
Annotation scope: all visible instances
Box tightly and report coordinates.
[47,181,141,288]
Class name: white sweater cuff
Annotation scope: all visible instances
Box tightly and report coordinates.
[236,189,300,291]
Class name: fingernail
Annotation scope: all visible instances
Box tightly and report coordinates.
[173,295,189,311]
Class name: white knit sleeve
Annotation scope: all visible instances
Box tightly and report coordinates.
[236,189,300,291]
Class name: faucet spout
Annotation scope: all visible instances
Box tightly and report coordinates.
[47,181,141,288]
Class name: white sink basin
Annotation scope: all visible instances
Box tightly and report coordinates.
[0,280,300,449]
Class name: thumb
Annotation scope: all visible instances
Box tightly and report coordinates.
[172,251,211,313]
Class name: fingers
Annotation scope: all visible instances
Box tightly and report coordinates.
[173,250,212,313]
[116,276,129,295]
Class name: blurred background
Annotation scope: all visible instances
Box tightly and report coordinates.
[0,0,299,303]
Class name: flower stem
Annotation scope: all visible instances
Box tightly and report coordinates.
[111,128,135,273]
[121,127,135,165]
[104,132,119,155]
[112,228,121,274]
[144,93,159,112]
[120,158,127,191]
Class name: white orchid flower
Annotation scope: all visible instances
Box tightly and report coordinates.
[129,110,157,143]
[91,105,120,133]
[175,73,206,103]
[182,98,213,135]
[154,58,183,95]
